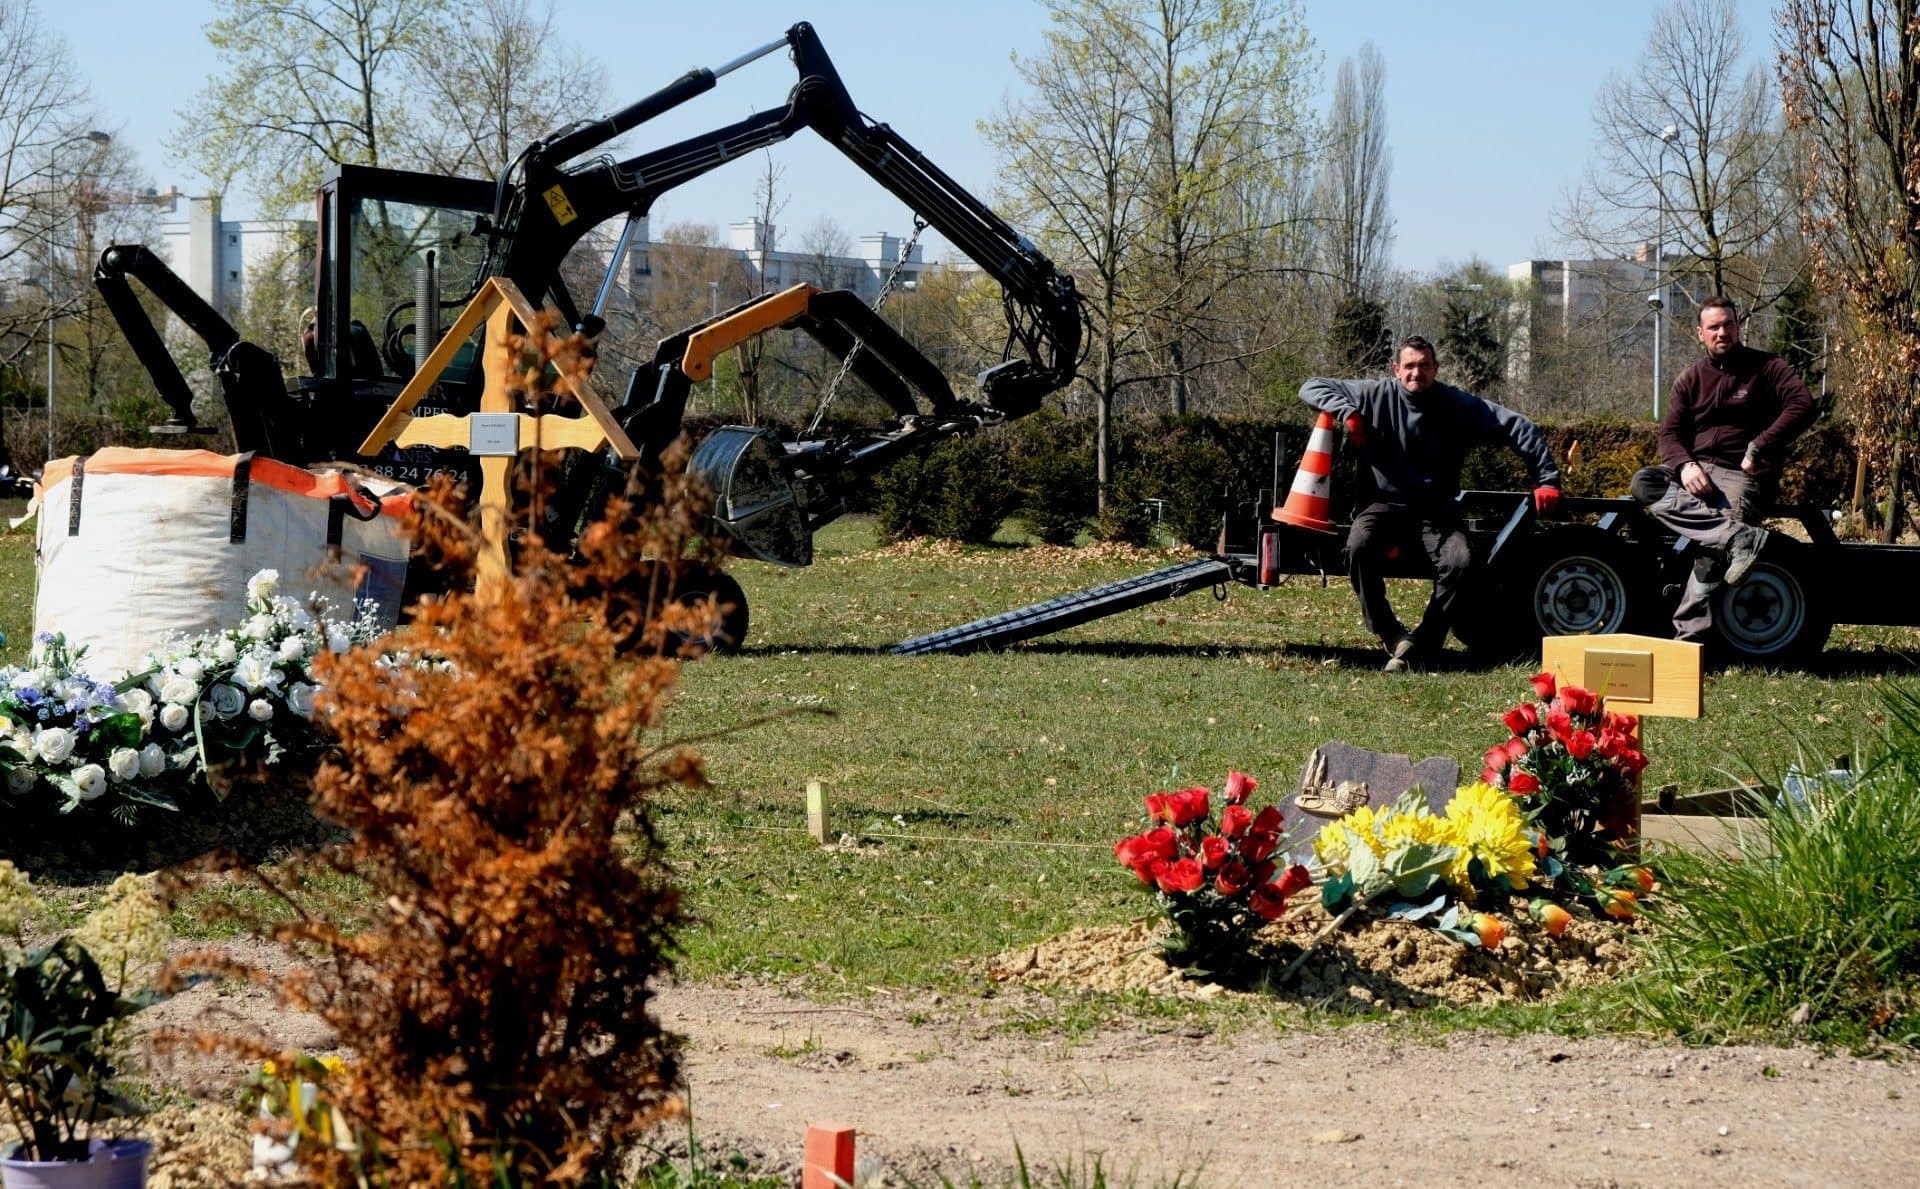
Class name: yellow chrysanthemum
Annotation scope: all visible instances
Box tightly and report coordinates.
[1378,807,1449,850]
[1440,781,1536,892]
[1313,803,1392,872]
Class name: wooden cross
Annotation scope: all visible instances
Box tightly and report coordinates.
[358,277,640,599]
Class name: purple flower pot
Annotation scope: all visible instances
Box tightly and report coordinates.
[0,1138,152,1189]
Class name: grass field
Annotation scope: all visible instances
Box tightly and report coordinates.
[647,518,1919,990]
[8,509,1919,1002]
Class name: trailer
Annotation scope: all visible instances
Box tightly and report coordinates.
[893,487,1920,666]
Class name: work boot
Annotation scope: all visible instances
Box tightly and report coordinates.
[1383,634,1417,673]
[1723,525,1770,587]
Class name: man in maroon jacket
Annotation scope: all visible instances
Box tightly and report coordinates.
[1630,297,1817,643]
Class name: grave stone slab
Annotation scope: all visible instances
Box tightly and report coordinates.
[1279,740,1460,859]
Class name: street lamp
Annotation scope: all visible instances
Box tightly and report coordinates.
[1651,123,1679,422]
[43,130,111,461]
[708,279,720,413]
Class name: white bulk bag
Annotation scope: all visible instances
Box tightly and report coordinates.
[31,448,412,678]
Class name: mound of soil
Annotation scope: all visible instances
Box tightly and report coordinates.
[138,1103,256,1188]
[987,903,1637,1009]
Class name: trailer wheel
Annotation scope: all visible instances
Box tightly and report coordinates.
[1710,553,1829,666]
[1462,528,1655,661]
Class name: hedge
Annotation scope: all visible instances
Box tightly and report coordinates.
[866,412,1860,548]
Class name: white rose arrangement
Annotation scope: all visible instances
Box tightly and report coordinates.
[1,572,388,818]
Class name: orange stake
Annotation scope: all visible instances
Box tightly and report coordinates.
[802,1122,856,1189]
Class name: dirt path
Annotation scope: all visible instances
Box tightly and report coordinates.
[131,944,1918,1187]
[653,981,1917,1187]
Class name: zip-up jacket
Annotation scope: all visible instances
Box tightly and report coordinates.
[1657,345,1816,474]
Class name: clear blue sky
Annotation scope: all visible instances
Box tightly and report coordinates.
[45,0,1779,273]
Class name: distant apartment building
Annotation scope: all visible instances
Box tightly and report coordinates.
[623,216,937,304]
[1504,248,1701,382]
[158,197,308,320]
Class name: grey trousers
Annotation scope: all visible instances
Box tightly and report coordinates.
[1634,460,1762,641]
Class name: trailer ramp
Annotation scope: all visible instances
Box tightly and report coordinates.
[890,556,1235,655]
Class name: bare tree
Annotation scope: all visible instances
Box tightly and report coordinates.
[1313,42,1392,300]
[171,0,450,215]
[730,155,789,426]
[1126,0,1318,415]
[984,2,1151,508]
[0,1,158,467]
[984,0,1317,507]
[404,0,605,179]
[1557,0,1793,321]
[796,216,856,290]
[1779,0,1920,537]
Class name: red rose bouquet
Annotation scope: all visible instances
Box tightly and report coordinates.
[1114,769,1312,968]
[1480,671,1646,863]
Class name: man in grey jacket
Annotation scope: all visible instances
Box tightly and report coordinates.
[1300,337,1561,671]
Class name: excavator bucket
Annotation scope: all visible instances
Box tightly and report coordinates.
[688,425,812,567]
[628,282,998,569]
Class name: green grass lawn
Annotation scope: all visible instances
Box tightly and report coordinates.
[1,499,32,660]
[10,512,1919,1004]
[651,518,1920,989]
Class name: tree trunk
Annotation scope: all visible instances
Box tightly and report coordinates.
[1881,439,1906,544]
[1168,340,1188,415]
[1096,392,1112,514]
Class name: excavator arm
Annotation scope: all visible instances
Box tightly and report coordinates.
[487,21,1084,418]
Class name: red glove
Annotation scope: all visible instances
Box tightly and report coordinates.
[1532,485,1562,516]
[1343,414,1366,448]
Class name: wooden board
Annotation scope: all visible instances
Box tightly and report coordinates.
[1640,813,1770,857]
[1540,632,1702,719]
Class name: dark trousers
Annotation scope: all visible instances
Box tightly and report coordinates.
[1346,501,1473,651]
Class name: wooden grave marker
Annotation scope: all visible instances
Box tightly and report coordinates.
[1539,632,1704,851]
[357,277,640,599]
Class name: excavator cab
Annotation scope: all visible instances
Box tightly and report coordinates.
[304,166,497,482]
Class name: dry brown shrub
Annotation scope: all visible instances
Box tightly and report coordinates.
[168,316,724,1185]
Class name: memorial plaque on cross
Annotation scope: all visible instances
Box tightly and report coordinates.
[357,277,640,599]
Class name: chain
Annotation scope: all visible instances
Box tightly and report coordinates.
[805,215,929,435]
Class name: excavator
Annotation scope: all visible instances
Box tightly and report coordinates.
[93,21,1086,646]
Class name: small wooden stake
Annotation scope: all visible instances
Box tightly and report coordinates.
[802,1122,856,1189]
[806,780,829,844]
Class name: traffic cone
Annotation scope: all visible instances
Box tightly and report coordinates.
[1273,411,1338,534]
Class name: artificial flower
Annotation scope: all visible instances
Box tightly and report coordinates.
[1156,857,1205,894]
[1530,901,1572,937]
[108,747,141,782]
[1503,703,1538,734]
[1220,803,1252,838]
[33,727,75,764]
[1441,782,1536,891]
[72,763,108,801]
